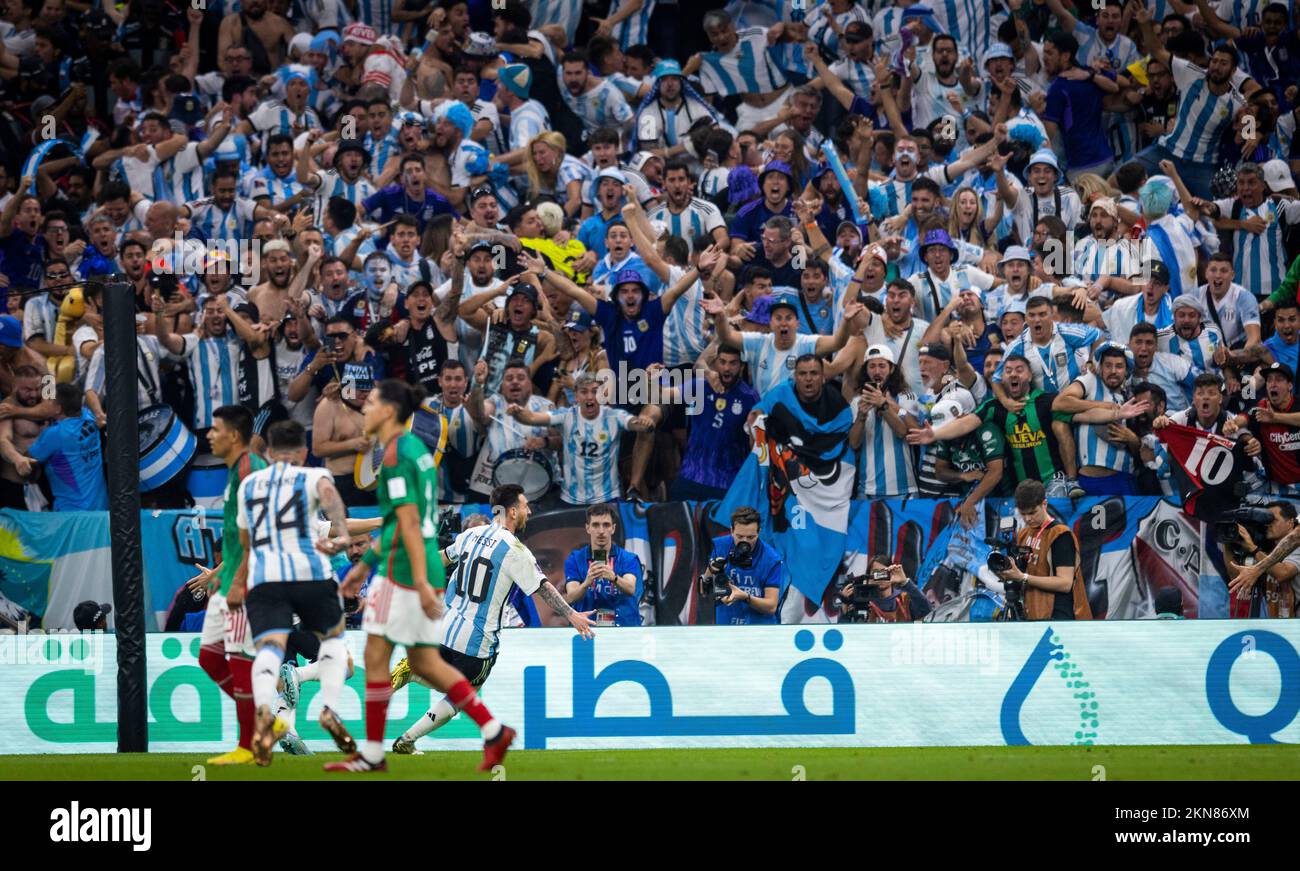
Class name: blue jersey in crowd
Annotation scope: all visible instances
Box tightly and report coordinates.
[681,376,759,490]
[594,297,669,373]
[28,408,109,512]
[563,543,643,627]
[361,185,459,234]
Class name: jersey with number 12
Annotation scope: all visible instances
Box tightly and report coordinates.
[376,432,445,589]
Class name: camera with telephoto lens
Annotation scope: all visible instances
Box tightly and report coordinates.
[985,516,1032,620]
[836,568,894,622]
[708,540,756,603]
[1215,506,1274,562]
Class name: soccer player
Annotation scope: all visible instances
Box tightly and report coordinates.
[187,405,265,766]
[390,483,595,753]
[329,379,515,772]
[230,421,354,766]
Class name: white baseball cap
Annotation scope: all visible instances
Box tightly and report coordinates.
[1262,159,1295,193]
[864,344,897,365]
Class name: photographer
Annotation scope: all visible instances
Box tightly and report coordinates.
[838,559,930,623]
[699,507,782,625]
[563,504,643,627]
[993,479,1093,621]
[1223,501,1300,619]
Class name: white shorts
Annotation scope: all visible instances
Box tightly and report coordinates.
[361,575,443,648]
[200,591,256,659]
[735,87,793,132]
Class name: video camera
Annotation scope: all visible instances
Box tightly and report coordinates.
[1215,506,1275,562]
[708,539,755,603]
[985,516,1031,621]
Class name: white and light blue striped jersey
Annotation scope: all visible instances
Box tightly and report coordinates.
[440,403,481,504]
[554,154,594,210]
[353,0,393,35]
[312,169,376,226]
[549,405,633,504]
[700,166,730,201]
[182,334,241,431]
[1072,234,1139,285]
[996,323,1101,393]
[247,167,303,204]
[873,5,906,56]
[1192,282,1259,350]
[809,1,872,57]
[698,26,788,97]
[663,271,710,366]
[911,65,970,130]
[1140,351,1198,413]
[485,394,555,462]
[1161,322,1222,372]
[366,130,403,180]
[934,0,992,61]
[1213,0,1271,28]
[529,0,583,42]
[609,0,656,51]
[908,264,998,323]
[869,163,951,220]
[155,143,206,207]
[740,332,820,398]
[441,522,544,658]
[1072,372,1136,474]
[248,101,322,137]
[451,138,491,188]
[1211,196,1300,298]
[187,196,258,244]
[1072,21,1140,73]
[829,57,876,100]
[1160,56,1244,163]
[851,391,920,497]
[470,98,507,155]
[562,78,635,134]
[1137,212,1215,299]
[236,463,335,588]
[508,99,551,152]
[1010,184,1083,245]
[647,197,725,251]
[1103,292,1174,346]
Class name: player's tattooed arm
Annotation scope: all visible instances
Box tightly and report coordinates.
[536,580,575,617]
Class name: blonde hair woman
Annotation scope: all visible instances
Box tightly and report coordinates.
[1072,172,1118,211]
[525,131,592,219]
[946,186,1002,249]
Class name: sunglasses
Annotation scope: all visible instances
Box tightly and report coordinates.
[45,271,71,280]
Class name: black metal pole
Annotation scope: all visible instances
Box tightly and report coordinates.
[103,277,147,753]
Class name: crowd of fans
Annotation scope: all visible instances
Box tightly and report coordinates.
[1,0,1300,548]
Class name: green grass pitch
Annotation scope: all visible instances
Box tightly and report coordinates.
[1,745,1296,780]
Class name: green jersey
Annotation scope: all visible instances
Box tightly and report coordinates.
[933,421,1006,497]
[976,389,1070,490]
[218,452,268,595]
[376,432,445,589]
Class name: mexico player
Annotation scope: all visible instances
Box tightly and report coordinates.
[328,379,515,773]
[187,405,265,766]
[390,483,595,754]
[230,421,356,766]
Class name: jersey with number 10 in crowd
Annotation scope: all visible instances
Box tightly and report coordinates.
[376,432,445,590]
[442,523,544,659]
[236,462,335,588]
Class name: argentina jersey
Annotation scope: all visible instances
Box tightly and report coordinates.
[851,391,921,497]
[698,26,788,97]
[609,0,655,50]
[1161,323,1222,372]
[156,144,206,206]
[529,0,583,41]
[508,100,551,151]
[1161,57,1243,163]
[486,394,554,461]
[1072,22,1139,72]
[188,197,259,244]
[1072,234,1138,285]
[1146,351,1198,412]
[1193,282,1259,350]
[873,5,906,56]
[248,167,302,205]
[998,323,1100,393]
[550,406,633,504]
[646,197,724,251]
[662,266,710,366]
[442,523,544,658]
[1073,372,1135,474]
[236,463,335,587]
[248,101,322,137]
[184,335,242,430]
[313,169,376,223]
[808,2,871,56]
[935,0,992,61]
[740,332,820,397]
[1213,197,1300,297]
[368,131,403,179]
[562,79,634,134]
[829,58,875,100]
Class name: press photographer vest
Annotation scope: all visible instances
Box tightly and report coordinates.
[1017,520,1092,621]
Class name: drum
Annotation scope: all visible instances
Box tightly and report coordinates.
[492,448,555,502]
[354,438,384,491]
[186,453,226,510]
[138,404,196,492]
[406,398,447,466]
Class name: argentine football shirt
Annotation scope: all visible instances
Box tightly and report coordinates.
[646,197,725,252]
[442,522,544,658]
[698,26,788,97]
[562,79,635,134]
[851,391,920,497]
[312,169,376,225]
[609,0,656,51]
[1071,372,1135,474]
[997,323,1100,394]
[1161,57,1244,163]
[1161,324,1223,373]
[237,462,335,587]
[1193,282,1259,350]
[548,406,633,504]
[188,197,258,244]
[740,332,819,398]
[1211,197,1300,298]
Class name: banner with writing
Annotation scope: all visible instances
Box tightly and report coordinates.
[2,622,1297,754]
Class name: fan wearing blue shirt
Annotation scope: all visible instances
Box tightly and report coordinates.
[1263,298,1300,397]
[700,507,783,626]
[562,504,644,627]
[27,384,109,512]
[361,153,459,235]
[1041,32,1117,179]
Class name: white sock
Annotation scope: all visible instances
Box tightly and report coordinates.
[481,719,502,741]
[315,636,348,712]
[362,740,384,764]
[252,647,285,712]
[402,698,456,742]
[295,660,322,683]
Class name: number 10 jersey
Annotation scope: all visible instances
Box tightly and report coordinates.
[441,523,544,659]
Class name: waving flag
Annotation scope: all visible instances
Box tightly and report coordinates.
[713,381,856,603]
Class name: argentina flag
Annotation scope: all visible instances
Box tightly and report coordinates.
[713,380,855,604]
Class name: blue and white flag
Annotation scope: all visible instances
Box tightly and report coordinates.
[713,381,855,603]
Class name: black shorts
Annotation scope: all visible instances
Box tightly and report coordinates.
[438,645,496,688]
[245,580,344,642]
